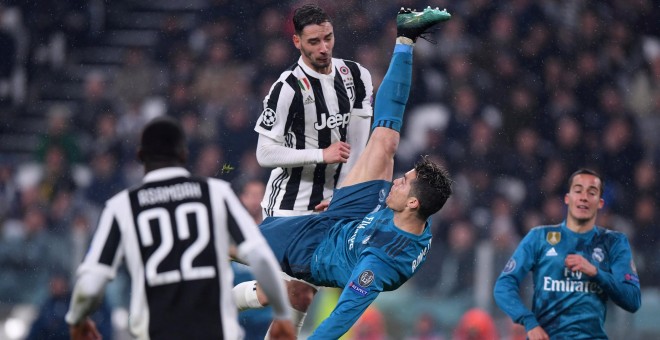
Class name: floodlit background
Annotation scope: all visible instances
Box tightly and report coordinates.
[0,0,658,339]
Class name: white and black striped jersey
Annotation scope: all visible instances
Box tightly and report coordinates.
[255,57,373,216]
[71,167,272,339]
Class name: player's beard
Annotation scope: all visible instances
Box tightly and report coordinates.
[302,47,331,73]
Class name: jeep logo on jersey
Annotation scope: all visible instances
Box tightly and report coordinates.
[314,112,350,130]
[259,108,277,129]
[358,270,374,287]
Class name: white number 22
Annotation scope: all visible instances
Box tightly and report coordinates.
[137,203,216,286]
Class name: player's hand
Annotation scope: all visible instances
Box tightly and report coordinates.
[70,318,102,340]
[269,319,295,340]
[527,326,549,340]
[323,141,350,164]
[565,254,598,277]
[314,200,330,212]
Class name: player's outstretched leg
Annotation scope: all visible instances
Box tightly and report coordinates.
[372,6,451,132]
[339,7,450,188]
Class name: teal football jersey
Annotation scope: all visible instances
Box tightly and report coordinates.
[309,208,432,338]
[494,221,641,339]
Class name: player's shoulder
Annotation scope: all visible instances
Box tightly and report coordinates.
[204,176,232,190]
[106,187,130,206]
[334,58,371,75]
[522,224,563,244]
[275,62,305,86]
[528,223,562,234]
[596,226,629,242]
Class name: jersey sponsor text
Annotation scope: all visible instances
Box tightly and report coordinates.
[348,216,374,250]
[314,112,351,130]
[542,276,603,294]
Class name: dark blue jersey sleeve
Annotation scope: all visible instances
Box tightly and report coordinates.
[493,229,540,331]
[309,255,399,339]
[592,232,641,312]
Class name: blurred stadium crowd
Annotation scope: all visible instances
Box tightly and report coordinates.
[0,0,658,339]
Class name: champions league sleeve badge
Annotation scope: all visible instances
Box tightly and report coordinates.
[359,270,374,287]
[503,258,516,273]
[259,108,277,129]
[626,259,640,284]
[348,270,375,296]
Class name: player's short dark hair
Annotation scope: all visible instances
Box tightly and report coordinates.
[567,168,604,197]
[140,116,186,163]
[293,4,331,35]
[410,156,453,220]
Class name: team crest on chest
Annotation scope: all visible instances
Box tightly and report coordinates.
[546,231,561,245]
[592,247,605,262]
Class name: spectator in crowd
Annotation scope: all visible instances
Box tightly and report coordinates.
[74,71,114,138]
[218,100,258,177]
[0,162,18,221]
[348,307,387,340]
[193,142,224,179]
[84,150,125,208]
[0,205,55,304]
[113,47,159,108]
[453,308,498,340]
[36,104,81,165]
[0,12,17,105]
[35,145,76,204]
[27,271,113,340]
[632,194,660,288]
[405,313,445,340]
[193,39,246,137]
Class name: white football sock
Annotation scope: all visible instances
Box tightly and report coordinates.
[265,307,307,339]
[233,280,263,311]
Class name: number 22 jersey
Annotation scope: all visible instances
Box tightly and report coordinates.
[76,167,262,339]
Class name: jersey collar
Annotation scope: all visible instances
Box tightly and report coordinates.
[298,57,335,79]
[560,220,598,238]
[143,167,190,183]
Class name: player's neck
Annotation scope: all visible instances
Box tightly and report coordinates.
[392,212,426,235]
[565,217,596,234]
[144,162,184,173]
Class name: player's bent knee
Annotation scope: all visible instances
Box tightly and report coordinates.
[287,281,317,311]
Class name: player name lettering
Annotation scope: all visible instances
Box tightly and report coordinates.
[138,182,202,206]
[411,239,432,273]
[542,276,603,294]
[314,112,350,130]
[348,216,374,250]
